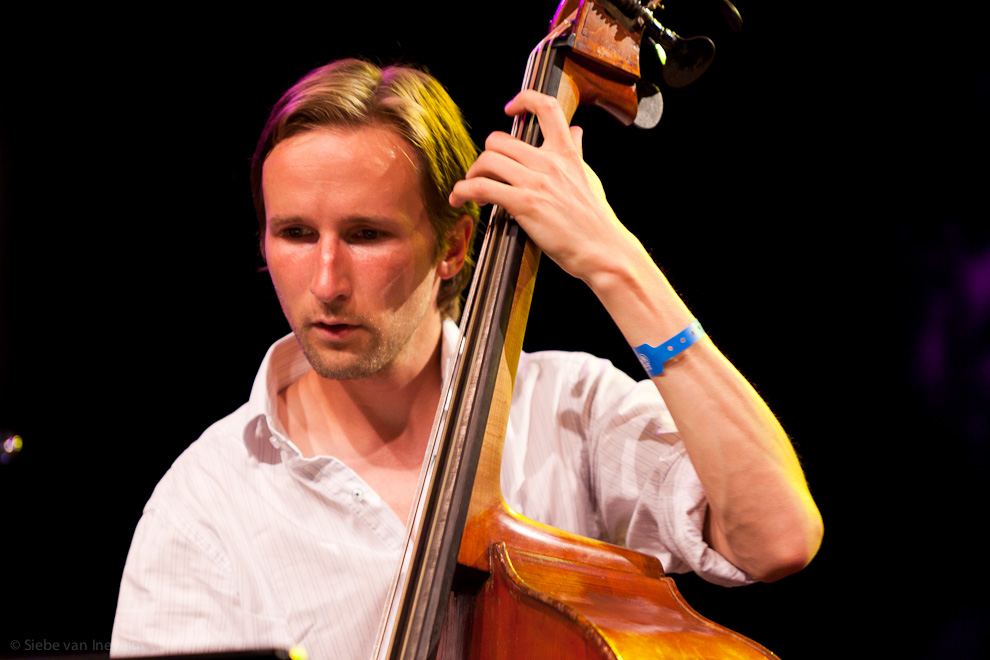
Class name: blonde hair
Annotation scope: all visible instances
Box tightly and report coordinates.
[251,59,480,317]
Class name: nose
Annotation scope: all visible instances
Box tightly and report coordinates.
[310,235,352,303]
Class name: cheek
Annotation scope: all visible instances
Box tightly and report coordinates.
[363,248,437,310]
[266,248,308,300]
[363,254,410,304]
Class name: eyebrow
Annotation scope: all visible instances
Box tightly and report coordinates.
[266,216,308,232]
[266,214,410,232]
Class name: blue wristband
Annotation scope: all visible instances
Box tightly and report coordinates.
[632,319,706,377]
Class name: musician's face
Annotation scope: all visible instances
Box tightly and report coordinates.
[261,125,465,380]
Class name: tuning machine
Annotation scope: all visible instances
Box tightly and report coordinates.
[610,0,742,89]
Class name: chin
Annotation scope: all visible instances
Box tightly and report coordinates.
[294,333,391,381]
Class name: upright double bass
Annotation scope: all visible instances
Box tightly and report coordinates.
[374,1,775,658]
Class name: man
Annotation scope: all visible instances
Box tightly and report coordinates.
[111,59,822,659]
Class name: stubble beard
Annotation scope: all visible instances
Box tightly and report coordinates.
[294,321,399,381]
[291,299,433,381]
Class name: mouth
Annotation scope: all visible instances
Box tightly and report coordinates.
[311,320,361,341]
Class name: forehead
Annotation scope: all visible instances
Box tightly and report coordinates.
[262,124,426,220]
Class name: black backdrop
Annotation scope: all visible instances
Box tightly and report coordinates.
[2,2,987,658]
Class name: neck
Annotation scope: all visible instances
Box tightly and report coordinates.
[280,317,446,462]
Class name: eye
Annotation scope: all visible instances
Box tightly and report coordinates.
[280,226,315,241]
[350,228,386,242]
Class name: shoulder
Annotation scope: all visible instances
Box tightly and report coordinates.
[124,399,277,584]
[145,402,259,517]
[135,335,296,545]
[112,405,267,657]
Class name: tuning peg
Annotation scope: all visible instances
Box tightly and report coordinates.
[633,81,663,129]
[645,22,716,88]
[651,0,743,31]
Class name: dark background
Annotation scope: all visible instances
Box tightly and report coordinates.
[1,2,987,658]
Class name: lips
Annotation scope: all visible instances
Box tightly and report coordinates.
[311,319,361,341]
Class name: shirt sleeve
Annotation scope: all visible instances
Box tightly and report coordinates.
[573,354,754,586]
[110,502,281,656]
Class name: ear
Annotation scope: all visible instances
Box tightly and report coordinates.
[437,214,473,280]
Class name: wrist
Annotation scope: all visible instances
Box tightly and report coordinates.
[585,243,695,343]
[580,231,653,296]
[632,319,706,377]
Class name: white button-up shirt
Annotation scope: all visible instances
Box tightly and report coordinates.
[111,321,749,659]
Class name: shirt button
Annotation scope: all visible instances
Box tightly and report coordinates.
[352,489,363,500]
